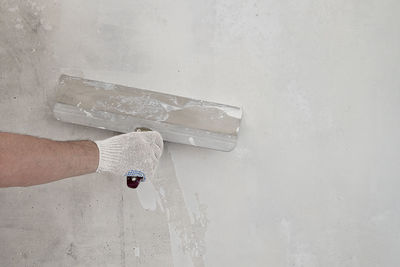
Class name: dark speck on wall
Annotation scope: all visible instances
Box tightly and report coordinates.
[66,242,78,260]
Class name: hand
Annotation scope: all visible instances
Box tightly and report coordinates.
[94,131,163,180]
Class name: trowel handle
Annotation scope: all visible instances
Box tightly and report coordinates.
[134,127,152,132]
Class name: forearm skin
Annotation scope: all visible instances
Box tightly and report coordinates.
[0,132,99,187]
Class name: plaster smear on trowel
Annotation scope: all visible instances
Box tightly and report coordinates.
[92,94,241,123]
[76,102,94,118]
[175,100,242,120]
[188,137,196,146]
[95,95,170,121]
[214,105,242,119]
[83,80,116,91]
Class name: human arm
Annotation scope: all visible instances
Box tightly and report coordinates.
[0,132,98,187]
[0,131,163,187]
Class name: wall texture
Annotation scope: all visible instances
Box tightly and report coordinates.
[1,0,400,266]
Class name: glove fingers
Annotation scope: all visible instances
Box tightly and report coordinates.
[147,131,163,149]
[151,143,162,159]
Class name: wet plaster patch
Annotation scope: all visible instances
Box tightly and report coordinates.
[126,144,208,267]
[152,145,209,267]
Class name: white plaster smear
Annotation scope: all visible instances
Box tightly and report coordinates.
[188,137,196,146]
[134,247,140,257]
[168,219,194,267]
[136,180,158,211]
[83,80,116,91]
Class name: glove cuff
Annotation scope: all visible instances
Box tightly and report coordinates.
[94,138,123,173]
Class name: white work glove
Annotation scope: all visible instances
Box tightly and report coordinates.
[94,131,163,181]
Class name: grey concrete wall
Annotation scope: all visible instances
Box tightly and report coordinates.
[1,0,400,266]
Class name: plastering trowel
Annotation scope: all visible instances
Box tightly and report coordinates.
[53,74,242,151]
[53,74,242,188]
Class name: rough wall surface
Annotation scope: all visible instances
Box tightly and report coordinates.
[1,0,400,266]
